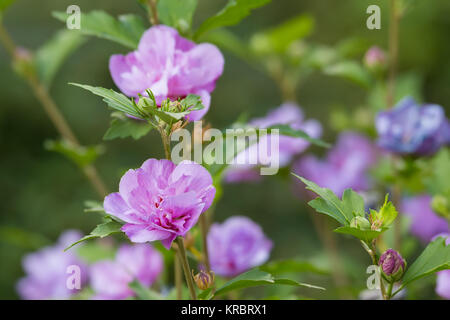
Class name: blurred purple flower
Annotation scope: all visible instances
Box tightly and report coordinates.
[224,103,322,183]
[104,159,215,249]
[90,244,163,300]
[375,97,449,155]
[437,270,450,300]
[401,195,449,242]
[109,25,224,121]
[293,132,377,197]
[207,216,273,277]
[16,230,87,300]
[433,234,450,299]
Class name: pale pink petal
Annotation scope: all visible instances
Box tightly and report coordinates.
[121,224,172,243]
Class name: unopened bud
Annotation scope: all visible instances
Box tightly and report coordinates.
[364,46,386,72]
[379,249,406,282]
[192,270,214,290]
[431,194,450,220]
[350,216,371,230]
[12,47,34,77]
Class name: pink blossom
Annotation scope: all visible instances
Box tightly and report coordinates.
[109,25,224,121]
[208,216,273,277]
[104,159,215,249]
[90,244,163,300]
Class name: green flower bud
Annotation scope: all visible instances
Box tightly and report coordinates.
[431,194,450,220]
[350,216,371,230]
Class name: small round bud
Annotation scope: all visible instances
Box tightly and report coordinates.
[192,270,215,291]
[350,216,371,230]
[379,249,406,282]
[431,195,449,220]
[12,47,35,77]
[364,46,386,72]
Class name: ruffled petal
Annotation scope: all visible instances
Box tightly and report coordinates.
[121,224,172,243]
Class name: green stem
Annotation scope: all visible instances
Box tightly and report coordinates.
[147,0,159,25]
[174,248,183,300]
[176,237,197,300]
[159,127,171,160]
[386,282,394,300]
[0,23,108,198]
[387,0,400,108]
[199,213,211,272]
[361,240,387,299]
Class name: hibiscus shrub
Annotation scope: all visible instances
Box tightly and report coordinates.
[1,0,449,300]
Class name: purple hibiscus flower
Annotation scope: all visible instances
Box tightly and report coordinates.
[90,244,163,300]
[16,230,87,300]
[103,159,215,249]
[401,195,449,243]
[207,216,273,277]
[109,25,224,121]
[293,131,377,197]
[224,103,322,183]
[375,97,449,155]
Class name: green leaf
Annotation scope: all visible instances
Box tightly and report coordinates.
[84,200,105,213]
[323,61,372,89]
[44,139,104,168]
[104,113,152,140]
[293,175,352,225]
[260,259,329,275]
[64,219,123,251]
[157,0,197,34]
[194,0,271,39]
[52,11,146,49]
[213,268,324,297]
[197,288,214,300]
[70,83,144,119]
[34,29,85,88]
[342,189,365,217]
[129,281,165,300]
[374,194,398,227]
[250,14,314,54]
[334,226,383,242]
[398,236,450,292]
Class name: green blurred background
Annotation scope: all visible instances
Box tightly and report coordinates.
[0,0,449,299]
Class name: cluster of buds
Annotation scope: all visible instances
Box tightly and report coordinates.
[192,269,215,290]
[379,249,406,282]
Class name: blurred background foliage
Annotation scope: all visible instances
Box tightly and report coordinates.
[0,0,449,299]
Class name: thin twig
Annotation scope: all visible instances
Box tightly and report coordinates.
[0,23,108,198]
[176,237,197,300]
[386,0,400,108]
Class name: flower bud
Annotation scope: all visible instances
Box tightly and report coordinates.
[379,249,406,282]
[364,46,386,72]
[431,194,450,220]
[12,47,35,77]
[350,216,371,230]
[192,270,215,290]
